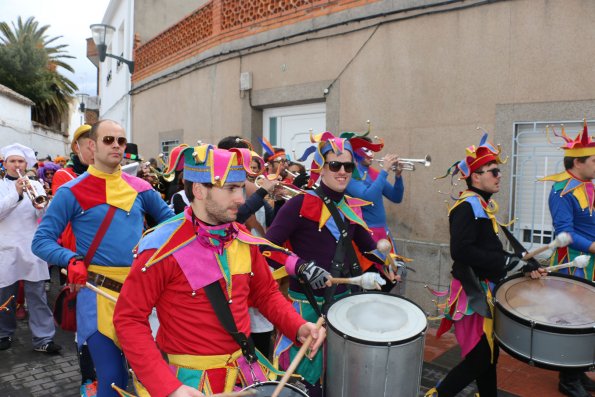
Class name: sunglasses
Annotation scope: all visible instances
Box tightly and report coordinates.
[475,168,501,178]
[271,158,289,164]
[101,136,128,147]
[326,161,355,173]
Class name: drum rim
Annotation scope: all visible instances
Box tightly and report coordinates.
[242,380,308,395]
[494,335,595,371]
[325,291,427,346]
[493,272,595,334]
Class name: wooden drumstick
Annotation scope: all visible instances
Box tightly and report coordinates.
[522,232,572,261]
[547,255,590,272]
[271,317,325,397]
[60,268,118,303]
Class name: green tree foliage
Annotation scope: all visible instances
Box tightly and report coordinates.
[0,16,78,129]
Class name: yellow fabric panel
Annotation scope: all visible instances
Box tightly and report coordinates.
[226,240,251,275]
[88,165,138,212]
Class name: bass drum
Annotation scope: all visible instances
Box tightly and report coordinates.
[493,272,595,370]
[242,381,308,396]
[326,292,427,397]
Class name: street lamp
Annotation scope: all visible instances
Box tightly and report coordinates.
[90,23,134,73]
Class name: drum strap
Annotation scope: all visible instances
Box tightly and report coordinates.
[204,281,257,364]
[315,187,362,313]
[500,226,541,270]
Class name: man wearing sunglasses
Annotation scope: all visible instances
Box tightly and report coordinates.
[33,119,174,397]
[112,144,324,397]
[426,136,544,397]
[541,123,595,397]
[264,133,391,397]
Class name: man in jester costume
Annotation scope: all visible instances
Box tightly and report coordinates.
[426,132,544,397]
[343,131,407,291]
[113,144,325,397]
[265,131,394,397]
[541,121,595,397]
[32,120,175,397]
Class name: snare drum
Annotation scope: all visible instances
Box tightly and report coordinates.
[493,272,595,370]
[326,292,427,397]
[242,381,308,396]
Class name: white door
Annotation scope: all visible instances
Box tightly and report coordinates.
[263,103,326,163]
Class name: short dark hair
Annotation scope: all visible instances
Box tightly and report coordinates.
[218,136,249,150]
[184,181,214,203]
[563,156,588,170]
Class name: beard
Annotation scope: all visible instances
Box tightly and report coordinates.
[203,190,239,224]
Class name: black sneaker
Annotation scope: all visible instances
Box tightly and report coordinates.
[0,336,11,350]
[34,341,62,354]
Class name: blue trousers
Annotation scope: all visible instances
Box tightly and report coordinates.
[87,331,128,397]
[0,280,55,348]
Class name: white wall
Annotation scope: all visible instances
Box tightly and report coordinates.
[0,95,32,131]
[98,0,133,139]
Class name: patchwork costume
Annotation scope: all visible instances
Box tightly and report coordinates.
[343,133,407,292]
[428,133,517,397]
[265,132,391,397]
[113,145,308,397]
[32,165,173,396]
[541,122,595,396]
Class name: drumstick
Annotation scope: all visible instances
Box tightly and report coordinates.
[547,255,590,272]
[329,273,385,290]
[271,317,325,397]
[60,268,118,303]
[522,232,572,261]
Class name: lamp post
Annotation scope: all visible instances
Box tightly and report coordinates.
[75,93,89,124]
[90,24,134,73]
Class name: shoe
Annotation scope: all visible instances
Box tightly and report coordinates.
[80,379,97,397]
[34,341,62,354]
[559,379,590,397]
[15,305,27,320]
[580,372,595,392]
[424,387,438,397]
[0,336,12,350]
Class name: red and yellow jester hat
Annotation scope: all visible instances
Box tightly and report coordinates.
[161,143,189,179]
[552,120,595,158]
[437,130,506,180]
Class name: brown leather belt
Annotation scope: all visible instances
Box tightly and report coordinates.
[87,271,123,293]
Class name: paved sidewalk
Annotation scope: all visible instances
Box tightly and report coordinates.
[0,276,590,396]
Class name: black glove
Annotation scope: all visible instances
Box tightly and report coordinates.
[297,261,331,290]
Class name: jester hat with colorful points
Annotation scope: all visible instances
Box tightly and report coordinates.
[159,143,189,179]
[551,120,595,158]
[297,131,354,184]
[438,130,506,180]
[182,144,256,185]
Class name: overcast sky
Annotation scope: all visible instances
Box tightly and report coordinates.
[1,0,111,95]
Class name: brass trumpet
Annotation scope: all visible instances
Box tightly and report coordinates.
[254,175,302,201]
[374,154,431,171]
[16,169,48,207]
[157,153,176,183]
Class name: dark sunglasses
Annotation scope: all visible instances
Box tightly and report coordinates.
[272,158,289,164]
[475,168,501,178]
[326,161,355,173]
[102,136,128,147]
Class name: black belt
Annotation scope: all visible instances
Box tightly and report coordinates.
[87,271,123,293]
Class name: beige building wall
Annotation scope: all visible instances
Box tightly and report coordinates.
[131,0,595,313]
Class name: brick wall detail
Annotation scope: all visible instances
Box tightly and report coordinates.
[133,0,374,82]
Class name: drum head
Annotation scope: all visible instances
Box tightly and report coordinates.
[242,381,308,396]
[326,292,427,345]
[495,273,595,330]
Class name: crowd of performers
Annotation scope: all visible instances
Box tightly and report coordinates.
[0,118,593,397]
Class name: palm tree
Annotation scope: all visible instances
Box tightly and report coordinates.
[0,16,78,129]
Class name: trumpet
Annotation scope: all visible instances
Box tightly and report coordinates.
[255,175,303,201]
[374,154,431,171]
[16,169,48,207]
[157,153,176,183]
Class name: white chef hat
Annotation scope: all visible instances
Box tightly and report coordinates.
[0,143,37,168]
